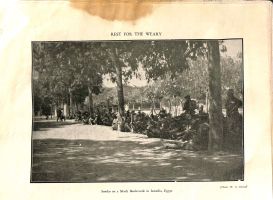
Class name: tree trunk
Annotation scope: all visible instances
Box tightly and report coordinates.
[159,101,162,109]
[88,86,94,116]
[152,98,155,114]
[68,88,73,116]
[115,65,125,115]
[168,99,172,114]
[64,103,68,117]
[38,105,42,117]
[205,90,209,113]
[75,103,78,112]
[109,47,125,131]
[180,100,183,115]
[50,105,53,119]
[54,105,57,117]
[107,98,110,113]
[174,97,178,116]
[207,40,223,151]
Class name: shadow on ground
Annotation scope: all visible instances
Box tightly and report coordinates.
[31,138,243,182]
[33,120,78,131]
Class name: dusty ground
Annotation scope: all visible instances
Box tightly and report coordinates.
[31,119,244,182]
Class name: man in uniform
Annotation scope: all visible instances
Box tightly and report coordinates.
[57,108,62,122]
[225,89,242,134]
[183,95,197,115]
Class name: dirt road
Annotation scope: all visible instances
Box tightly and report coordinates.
[31,120,243,182]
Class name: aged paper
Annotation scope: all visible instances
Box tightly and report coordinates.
[0,1,272,200]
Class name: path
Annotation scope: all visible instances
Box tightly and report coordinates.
[31,120,244,182]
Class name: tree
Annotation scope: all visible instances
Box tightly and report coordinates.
[144,84,162,114]
[221,54,243,98]
[96,41,141,130]
[176,40,224,151]
[139,40,225,151]
[207,41,223,151]
[32,42,75,113]
[32,42,103,116]
[133,40,191,115]
[90,40,191,130]
[74,43,103,115]
[137,40,190,81]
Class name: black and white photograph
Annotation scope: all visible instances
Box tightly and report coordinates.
[31,39,244,182]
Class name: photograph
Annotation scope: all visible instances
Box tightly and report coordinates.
[31,39,244,182]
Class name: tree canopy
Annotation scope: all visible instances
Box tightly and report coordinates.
[32,42,104,114]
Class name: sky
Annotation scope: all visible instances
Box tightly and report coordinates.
[223,39,242,58]
[103,39,243,88]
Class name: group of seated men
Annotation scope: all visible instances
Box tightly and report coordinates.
[59,90,242,144]
[66,95,206,136]
[73,110,115,126]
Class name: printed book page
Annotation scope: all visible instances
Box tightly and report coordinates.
[0,1,272,200]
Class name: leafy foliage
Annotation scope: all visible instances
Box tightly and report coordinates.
[32,42,104,111]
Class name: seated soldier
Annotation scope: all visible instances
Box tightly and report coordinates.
[89,114,95,125]
[82,112,90,124]
[158,108,168,119]
[112,115,118,130]
[125,110,130,119]
[75,111,82,121]
[183,95,197,115]
[94,113,103,125]
[104,113,112,126]
[135,112,149,134]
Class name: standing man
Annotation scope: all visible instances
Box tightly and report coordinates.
[225,89,242,134]
[57,108,62,122]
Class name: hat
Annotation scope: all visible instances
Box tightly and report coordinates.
[184,95,190,99]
